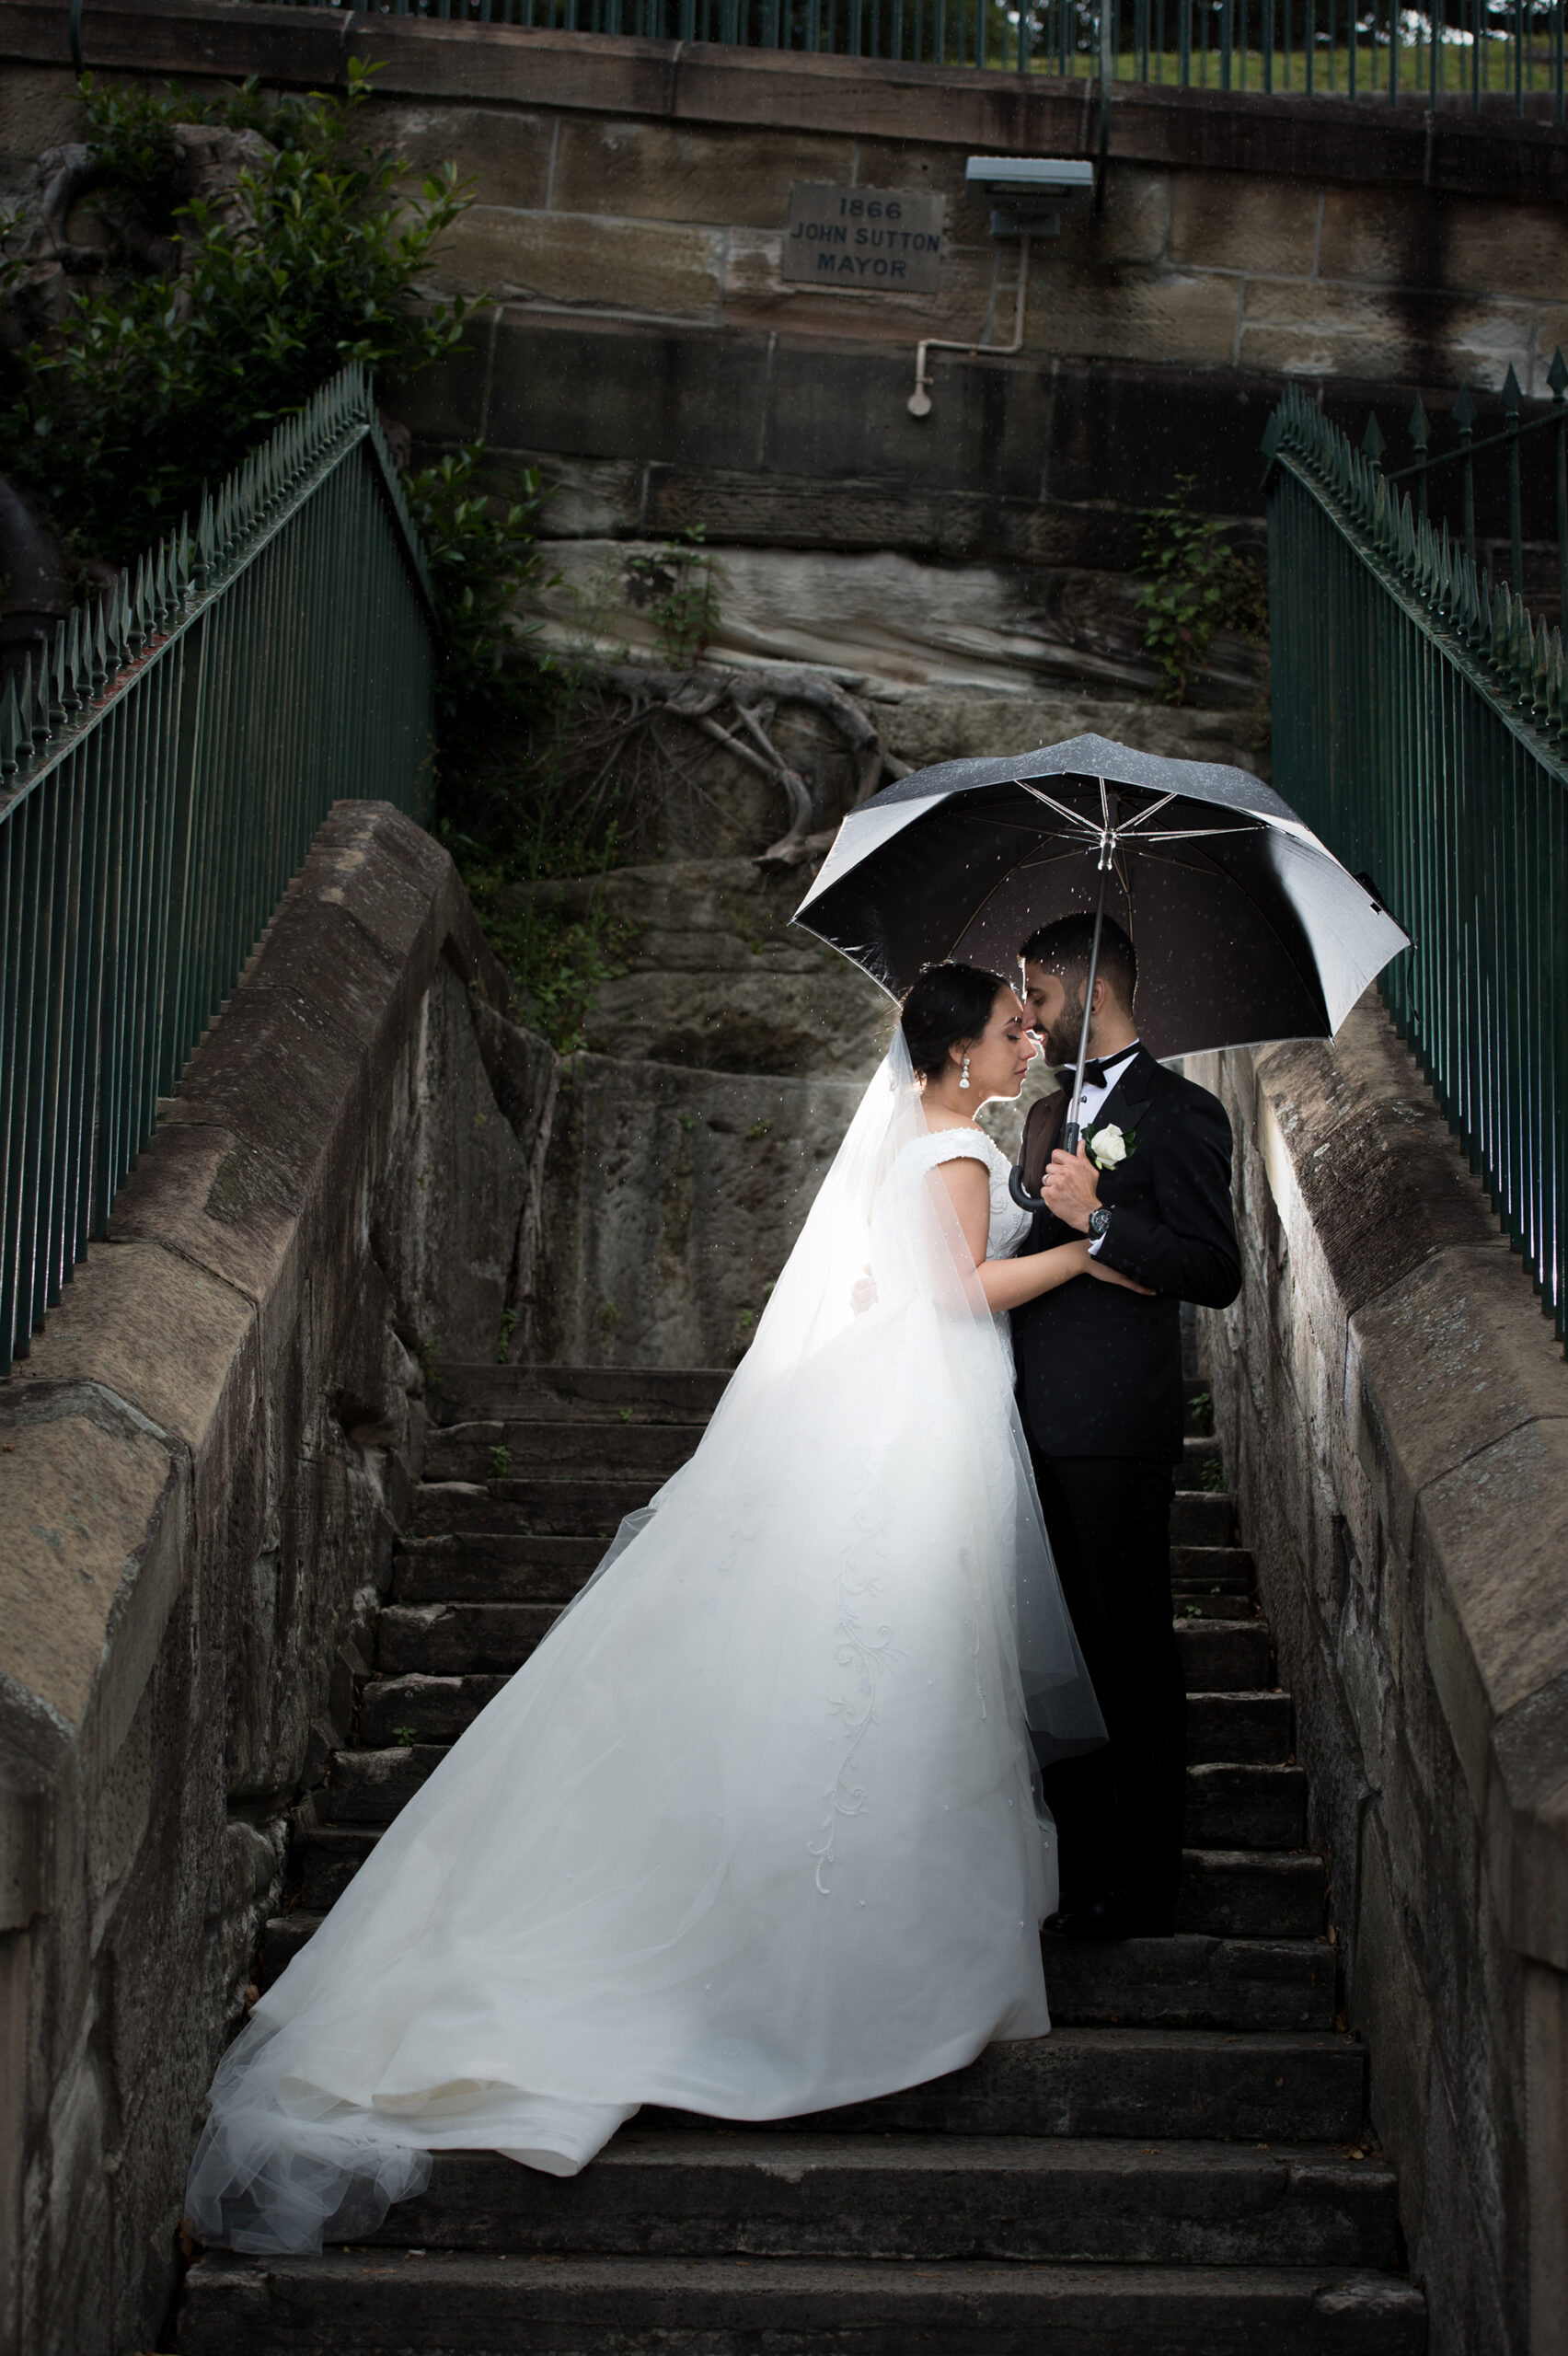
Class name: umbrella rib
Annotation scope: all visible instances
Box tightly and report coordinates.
[1018,785,1105,835]
[1114,791,1179,832]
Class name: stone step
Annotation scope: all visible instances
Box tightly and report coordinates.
[1172,1544,1256,1591]
[1187,1692,1294,1765]
[431,1363,729,1427]
[374,1602,559,1679]
[1170,1491,1238,1544]
[1038,1934,1334,2030]
[285,1831,1321,1957]
[1179,1850,1325,1940]
[178,2249,1425,2356]
[392,1536,1260,1613]
[424,1419,701,1484]
[279,1831,1332,2027]
[357,1675,1297,1759]
[322,1732,1304,1854]
[658,2027,1366,2144]
[412,1480,1243,1548]
[1181,1434,1224,1487]
[1187,1763,1308,1850]
[341,2131,1398,2267]
[1175,1620,1274,1689]
[1177,1592,1257,1621]
[392,1533,604,1605]
[407,1479,651,1540]
[369,1608,1276,1691]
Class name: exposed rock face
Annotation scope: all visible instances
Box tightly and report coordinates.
[535,1053,866,1367]
[527,539,1268,709]
[509,857,892,1080]
[871,684,1269,780]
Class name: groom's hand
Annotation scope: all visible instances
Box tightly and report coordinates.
[1043,1143,1101,1233]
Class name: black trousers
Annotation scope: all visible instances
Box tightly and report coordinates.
[1029,1450,1186,1927]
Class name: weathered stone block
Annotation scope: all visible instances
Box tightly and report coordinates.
[1239,274,1532,388]
[552,116,854,226]
[1168,170,1317,276]
[426,204,725,319]
[0,1411,174,1736]
[0,64,82,199]
[1348,1241,1566,1562]
[1026,262,1241,370]
[374,99,554,211]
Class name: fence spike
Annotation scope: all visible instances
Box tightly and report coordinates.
[92,594,108,683]
[1362,410,1386,468]
[65,606,83,703]
[0,671,22,772]
[1408,392,1430,449]
[1504,363,1523,415]
[1551,347,1568,400]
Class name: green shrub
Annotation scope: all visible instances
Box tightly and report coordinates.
[1140,476,1268,706]
[1,62,476,560]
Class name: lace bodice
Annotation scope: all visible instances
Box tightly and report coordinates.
[904,1126,1032,1259]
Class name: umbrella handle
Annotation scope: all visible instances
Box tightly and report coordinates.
[1009,1163,1048,1217]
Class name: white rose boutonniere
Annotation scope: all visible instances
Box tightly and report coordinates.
[1089,1122,1135,1172]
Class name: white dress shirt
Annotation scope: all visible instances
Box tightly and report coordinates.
[1069,1041,1140,1255]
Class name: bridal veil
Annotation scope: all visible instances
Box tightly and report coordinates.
[185,1034,1103,2254]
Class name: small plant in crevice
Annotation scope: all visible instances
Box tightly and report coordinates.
[495,1307,518,1365]
[624,526,725,666]
[391,1725,419,1748]
[1140,477,1268,707]
[488,1444,513,1480]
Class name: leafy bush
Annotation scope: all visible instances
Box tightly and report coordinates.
[1,62,475,560]
[1140,476,1268,706]
[3,66,624,1048]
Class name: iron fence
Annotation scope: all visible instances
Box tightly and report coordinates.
[0,364,437,1375]
[1264,385,1568,1337]
[259,0,1568,111]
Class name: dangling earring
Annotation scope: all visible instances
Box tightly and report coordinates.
[959,1054,971,1091]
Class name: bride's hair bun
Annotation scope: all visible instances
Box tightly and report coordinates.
[900,962,1009,1082]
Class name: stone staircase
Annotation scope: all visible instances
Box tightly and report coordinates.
[177,1367,1425,2355]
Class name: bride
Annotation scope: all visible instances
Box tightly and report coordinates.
[186,963,1150,2255]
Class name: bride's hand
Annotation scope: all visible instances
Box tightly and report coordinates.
[1084,1248,1156,1297]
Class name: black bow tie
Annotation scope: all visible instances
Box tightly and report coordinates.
[1059,1050,1136,1092]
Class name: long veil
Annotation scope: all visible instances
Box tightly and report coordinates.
[587,1032,1104,1756]
[185,1035,1104,2256]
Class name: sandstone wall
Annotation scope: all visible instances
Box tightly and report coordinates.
[6,1,1567,685]
[0,806,555,2356]
[1193,999,1568,2356]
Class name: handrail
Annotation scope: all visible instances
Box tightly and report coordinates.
[0,364,438,1374]
[240,0,1568,117]
[1264,385,1568,1338]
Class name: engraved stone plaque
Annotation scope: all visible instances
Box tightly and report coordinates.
[782,183,945,294]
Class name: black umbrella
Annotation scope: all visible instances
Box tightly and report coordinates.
[794,733,1410,1194]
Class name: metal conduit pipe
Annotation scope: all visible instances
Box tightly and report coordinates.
[905,234,1030,422]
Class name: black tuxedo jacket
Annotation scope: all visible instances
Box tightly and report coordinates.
[1010,1048,1240,1462]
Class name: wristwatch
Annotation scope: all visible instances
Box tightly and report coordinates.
[1088,1207,1113,1240]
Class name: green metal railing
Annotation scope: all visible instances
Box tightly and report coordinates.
[1264,387,1567,1337]
[0,364,437,1375]
[256,0,1568,113]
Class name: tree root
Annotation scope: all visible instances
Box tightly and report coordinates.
[592,663,890,863]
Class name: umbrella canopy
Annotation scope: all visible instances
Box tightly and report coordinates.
[793,733,1410,1065]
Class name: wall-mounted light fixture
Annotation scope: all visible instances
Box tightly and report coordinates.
[906,158,1094,421]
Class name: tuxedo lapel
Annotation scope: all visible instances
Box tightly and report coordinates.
[1088,1047,1156,1148]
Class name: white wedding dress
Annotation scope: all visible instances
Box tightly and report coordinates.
[186,1038,1104,2254]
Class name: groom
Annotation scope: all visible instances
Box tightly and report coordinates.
[1011,913,1240,1940]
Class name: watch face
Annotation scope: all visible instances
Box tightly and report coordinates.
[1090,1208,1111,1235]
